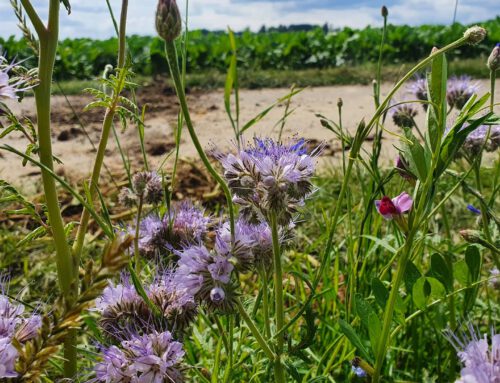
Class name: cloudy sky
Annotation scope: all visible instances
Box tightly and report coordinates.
[1,0,499,39]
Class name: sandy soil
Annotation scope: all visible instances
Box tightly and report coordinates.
[1,80,499,193]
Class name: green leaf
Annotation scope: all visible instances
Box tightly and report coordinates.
[427,51,448,150]
[454,260,470,285]
[354,293,375,329]
[338,319,372,362]
[430,253,453,292]
[465,245,481,282]
[401,127,429,181]
[412,277,446,310]
[367,312,382,358]
[372,278,389,309]
[404,260,422,294]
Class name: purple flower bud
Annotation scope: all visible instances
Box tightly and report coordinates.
[466,204,481,215]
[390,99,418,128]
[210,287,225,303]
[487,43,500,71]
[156,0,182,42]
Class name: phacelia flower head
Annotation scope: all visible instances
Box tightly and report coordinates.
[407,76,428,108]
[94,345,134,382]
[166,201,210,247]
[445,323,500,383]
[123,331,184,382]
[215,219,256,272]
[174,245,237,313]
[95,275,152,341]
[447,76,480,110]
[120,171,164,207]
[219,137,319,225]
[134,215,168,259]
[148,272,197,332]
[375,192,413,220]
[0,56,35,100]
[390,100,418,129]
[462,124,500,155]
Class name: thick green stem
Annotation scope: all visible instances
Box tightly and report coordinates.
[73,0,128,257]
[164,40,235,239]
[134,196,144,272]
[372,234,414,382]
[261,267,272,339]
[236,299,276,361]
[490,70,496,113]
[271,213,286,383]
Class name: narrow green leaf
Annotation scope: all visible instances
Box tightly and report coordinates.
[372,278,389,309]
[338,319,372,362]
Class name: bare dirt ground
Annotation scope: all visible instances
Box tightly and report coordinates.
[1,80,499,194]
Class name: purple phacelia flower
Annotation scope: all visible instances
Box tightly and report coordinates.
[445,323,500,383]
[463,125,500,155]
[466,204,481,215]
[135,215,168,259]
[167,201,210,245]
[15,314,41,343]
[390,99,418,129]
[215,219,256,272]
[94,345,134,382]
[124,331,184,383]
[406,76,428,109]
[219,137,319,225]
[210,287,225,303]
[0,337,18,378]
[175,245,237,313]
[447,76,480,110]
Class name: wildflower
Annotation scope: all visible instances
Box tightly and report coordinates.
[118,187,136,208]
[487,43,500,71]
[95,275,153,340]
[390,100,418,129]
[156,0,182,42]
[219,137,319,225]
[94,345,134,382]
[215,219,255,272]
[375,192,412,220]
[0,290,41,344]
[447,76,480,110]
[15,314,41,343]
[166,201,210,247]
[175,245,237,313]
[131,171,164,205]
[463,26,487,45]
[490,268,499,288]
[0,337,18,378]
[462,125,500,155]
[352,366,367,378]
[0,56,34,100]
[123,331,184,382]
[148,272,197,332]
[445,323,500,383]
[135,215,168,258]
[381,5,388,17]
[466,204,481,215]
[407,76,428,109]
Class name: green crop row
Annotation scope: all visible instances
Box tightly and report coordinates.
[1,17,499,80]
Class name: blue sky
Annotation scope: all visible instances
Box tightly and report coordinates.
[1,0,499,39]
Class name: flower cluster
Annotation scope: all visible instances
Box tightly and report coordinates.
[132,201,209,258]
[390,100,418,129]
[219,137,319,225]
[119,171,164,207]
[0,291,42,378]
[94,331,184,383]
[447,76,480,110]
[95,273,196,342]
[462,124,500,155]
[406,77,428,110]
[445,323,500,383]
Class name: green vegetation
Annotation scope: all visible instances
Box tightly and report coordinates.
[2,18,499,82]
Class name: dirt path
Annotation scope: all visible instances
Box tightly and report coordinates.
[1,81,498,193]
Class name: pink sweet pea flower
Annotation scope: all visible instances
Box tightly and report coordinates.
[375,192,413,220]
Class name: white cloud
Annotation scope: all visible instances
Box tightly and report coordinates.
[0,0,498,39]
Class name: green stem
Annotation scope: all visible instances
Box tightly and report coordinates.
[271,213,285,383]
[19,0,45,36]
[490,70,496,113]
[134,196,144,273]
[261,267,272,339]
[164,40,235,239]
[372,234,414,383]
[72,0,128,257]
[235,298,276,361]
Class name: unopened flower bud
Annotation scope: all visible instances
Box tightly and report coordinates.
[337,98,343,108]
[459,229,482,244]
[210,287,225,303]
[381,5,388,18]
[487,43,500,71]
[464,26,487,45]
[156,0,182,42]
[431,46,439,55]
[118,187,136,207]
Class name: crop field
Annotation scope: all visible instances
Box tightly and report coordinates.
[0,1,499,383]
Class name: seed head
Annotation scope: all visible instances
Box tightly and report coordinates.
[487,43,500,71]
[381,5,388,18]
[463,26,487,45]
[156,0,182,42]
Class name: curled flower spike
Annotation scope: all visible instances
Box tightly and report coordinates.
[444,323,500,383]
[406,76,428,108]
[390,100,418,129]
[375,192,413,220]
[447,76,480,110]
[219,137,320,225]
[463,125,500,155]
